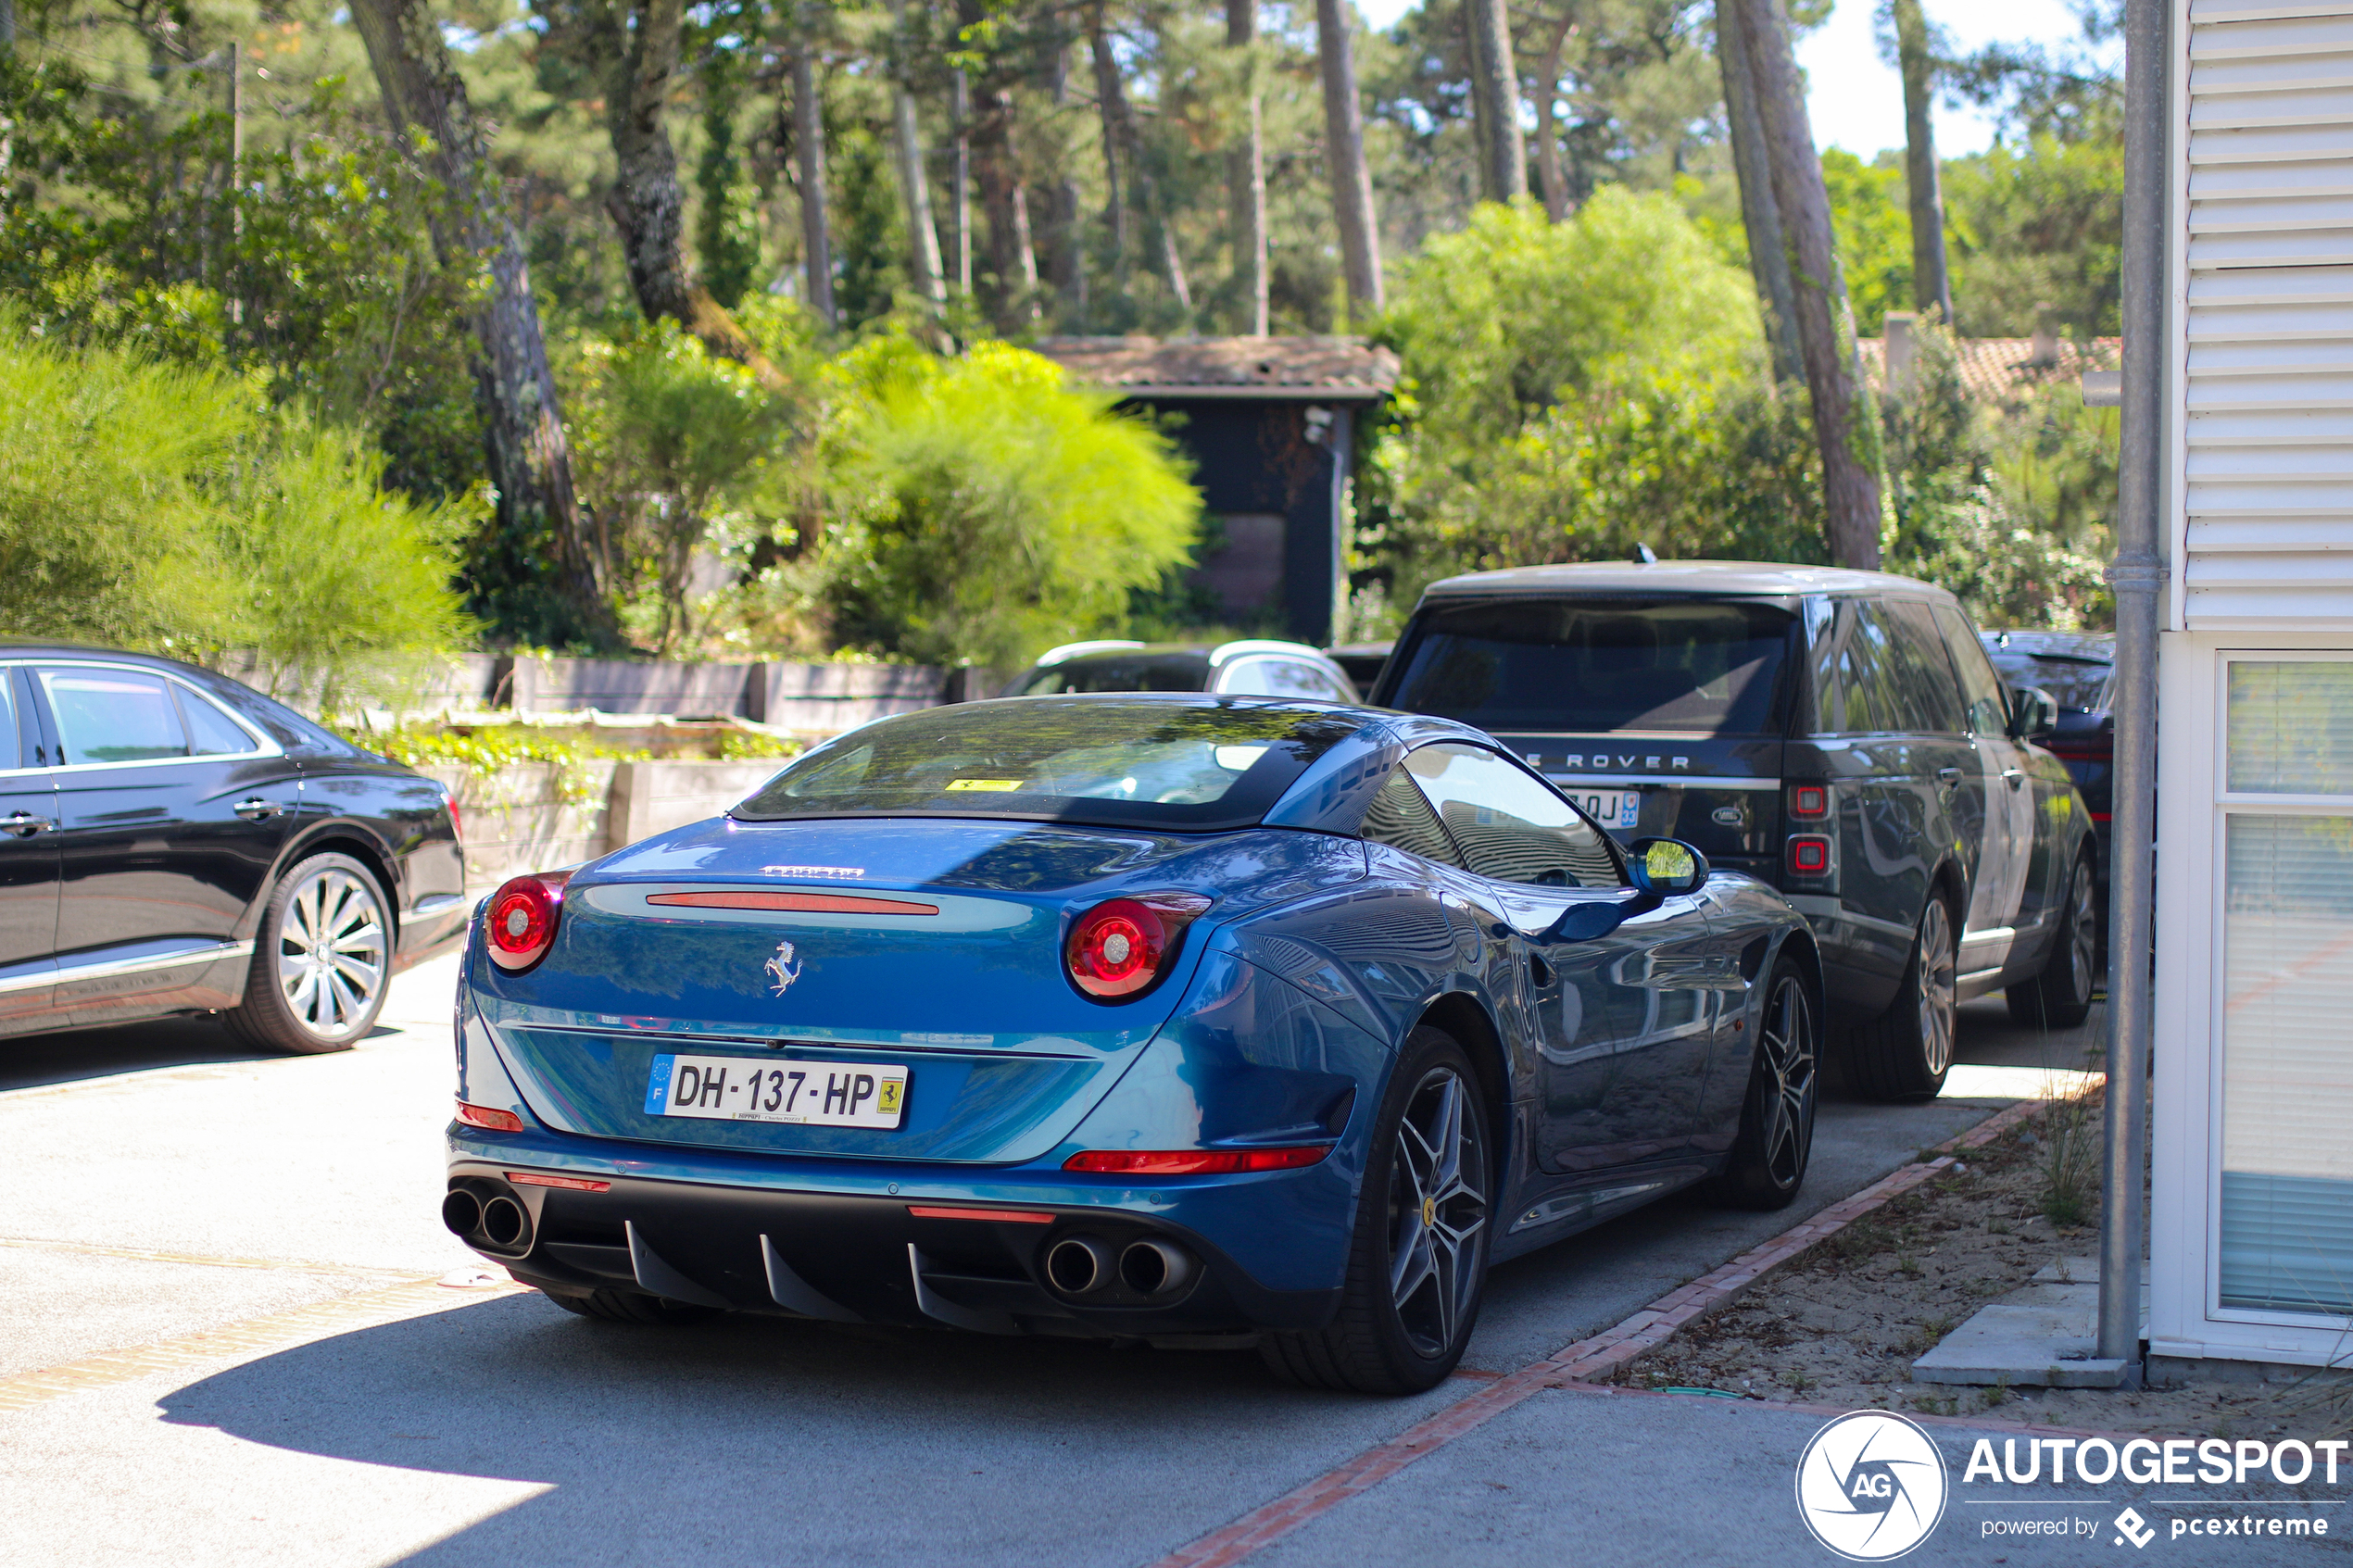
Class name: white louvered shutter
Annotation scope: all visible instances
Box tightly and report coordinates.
[2183,0,2353,624]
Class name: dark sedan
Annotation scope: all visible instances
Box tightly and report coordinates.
[1982,630,2114,870]
[1,644,467,1052]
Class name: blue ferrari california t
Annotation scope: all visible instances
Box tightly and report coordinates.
[447,696,1822,1394]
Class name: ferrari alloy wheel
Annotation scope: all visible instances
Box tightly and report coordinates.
[2008,851,2099,1030]
[1854,894,1957,1102]
[1706,958,1819,1210]
[226,853,391,1055]
[1261,1027,1491,1395]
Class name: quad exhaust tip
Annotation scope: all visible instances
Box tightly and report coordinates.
[444,1180,533,1255]
[1119,1238,1196,1298]
[481,1195,529,1249]
[1045,1236,1114,1296]
[441,1189,483,1238]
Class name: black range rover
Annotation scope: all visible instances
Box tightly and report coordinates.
[1373,561,2098,1101]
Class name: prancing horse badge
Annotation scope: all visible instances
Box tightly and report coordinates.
[764,939,805,997]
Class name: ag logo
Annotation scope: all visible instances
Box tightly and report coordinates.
[1794,1411,1949,1561]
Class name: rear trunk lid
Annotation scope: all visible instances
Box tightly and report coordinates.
[1495,732,1784,877]
[470,815,1364,1163]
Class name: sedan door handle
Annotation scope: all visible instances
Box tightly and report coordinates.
[232,797,286,822]
[2000,769,2025,790]
[1936,767,1963,789]
[2,810,53,837]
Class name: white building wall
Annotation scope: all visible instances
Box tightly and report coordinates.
[2151,0,2353,1366]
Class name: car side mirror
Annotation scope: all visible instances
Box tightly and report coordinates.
[1629,837,1709,897]
[2008,685,2058,742]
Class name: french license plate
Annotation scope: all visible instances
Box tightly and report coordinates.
[645,1053,908,1129]
[1558,786,1642,830]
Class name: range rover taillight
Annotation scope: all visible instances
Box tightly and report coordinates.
[1787,836,1833,877]
[484,871,573,972]
[1065,894,1212,1001]
[1788,783,1829,819]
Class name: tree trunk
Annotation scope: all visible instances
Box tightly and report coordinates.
[883,0,946,310]
[791,44,836,328]
[1227,0,1267,334]
[1730,0,1882,567]
[602,0,763,364]
[1890,0,1952,322]
[1465,0,1527,203]
[1088,6,1189,312]
[346,0,607,634]
[1532,10,1574,221]
[971,82,1040,325]
[1086,5,1132,286]
[1315,0,1383,317]
[949,68,974,298]
[1716,0,1802,383]
[1045,34,1088,323]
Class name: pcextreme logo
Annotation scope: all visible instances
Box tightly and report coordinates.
[1795,1411,1952,1561]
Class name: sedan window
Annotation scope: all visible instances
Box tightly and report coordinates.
[1403,743,1623,888]
[175,685,261,757]
[39,668,188,764]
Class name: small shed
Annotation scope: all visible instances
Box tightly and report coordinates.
[1033,336,1401,646]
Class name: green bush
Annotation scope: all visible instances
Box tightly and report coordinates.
[0,320,470,707]
[817,338,1202,669]
[1363,193,1823,608]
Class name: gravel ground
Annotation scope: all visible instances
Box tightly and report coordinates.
[1615,1092,2353,1439]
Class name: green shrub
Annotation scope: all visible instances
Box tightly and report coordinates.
[0,320,470,707]
[818,338,1202,669]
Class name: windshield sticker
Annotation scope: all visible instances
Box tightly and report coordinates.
[945,779,1026,792]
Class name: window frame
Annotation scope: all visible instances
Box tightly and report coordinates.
[24,660,281,773]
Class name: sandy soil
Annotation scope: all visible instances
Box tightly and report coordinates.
[1614,1092,2353,1438]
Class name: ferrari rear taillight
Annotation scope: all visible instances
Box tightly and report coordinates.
[1063,1146,1332,1174]
[1064,893,1212,1001]
[484,871,573,972]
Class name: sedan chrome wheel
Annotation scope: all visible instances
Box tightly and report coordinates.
[2060,867,2098,1008]
[1387,1065,1489,1360]
[274,864,387,1043]
[1915,898,1957,1077]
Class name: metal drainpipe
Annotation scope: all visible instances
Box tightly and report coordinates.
[2100,0,2169,1374]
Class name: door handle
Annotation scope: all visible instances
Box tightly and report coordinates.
[2000,769,2025,790]
[2,810,53,837]
[1936,767,1962,790]
[232,798,286,822]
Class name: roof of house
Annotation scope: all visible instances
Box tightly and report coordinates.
[1032,335,1402,402]
[1856,334,2121,405]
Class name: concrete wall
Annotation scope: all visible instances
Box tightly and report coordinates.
[422,758,795,891]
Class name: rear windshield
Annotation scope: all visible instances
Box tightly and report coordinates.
[1986,651,2113,711]
[733,697,1363,832]
[1014,653,1212,696]
[1383,598,1797,734]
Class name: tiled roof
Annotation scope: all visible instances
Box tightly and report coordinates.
[1856,335,2121,405]
[1032,335,1401,401]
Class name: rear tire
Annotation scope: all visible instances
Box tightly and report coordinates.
[224,852,391,1056]
[546,1289,719,1326]
[1852,893,1957,1103]
[2006,851,2098,1030]
[1705,958,1818,1210]
[1261,1027,1491,1395]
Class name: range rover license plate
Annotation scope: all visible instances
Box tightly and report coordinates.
[1557,787,1641,830]
[646,1053,907,1129]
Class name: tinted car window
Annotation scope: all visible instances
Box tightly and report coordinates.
[1219,657,1356,704]
[1932,604,2013,734]
[41,667,188,763]
[1357,764,1463,865]
[1986,651,2112,710]
[1809,600,1908,734]
[735,697,1361,832]
[1016,654,1213,695]
[0,672,17,770]
[1386,599,1794,734]
[1403,743,1622,888]
[1883,600,1969,733]
[176,685,261,756]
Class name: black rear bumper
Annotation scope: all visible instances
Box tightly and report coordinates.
[452,1161,1339,1339]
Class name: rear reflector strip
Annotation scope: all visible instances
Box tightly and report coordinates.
[906,1205,1057,1224]
[646,891,940,915]
[1063,1146,1333,1175]
[506,1172,612,1192]
[454,1101,525,1133]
